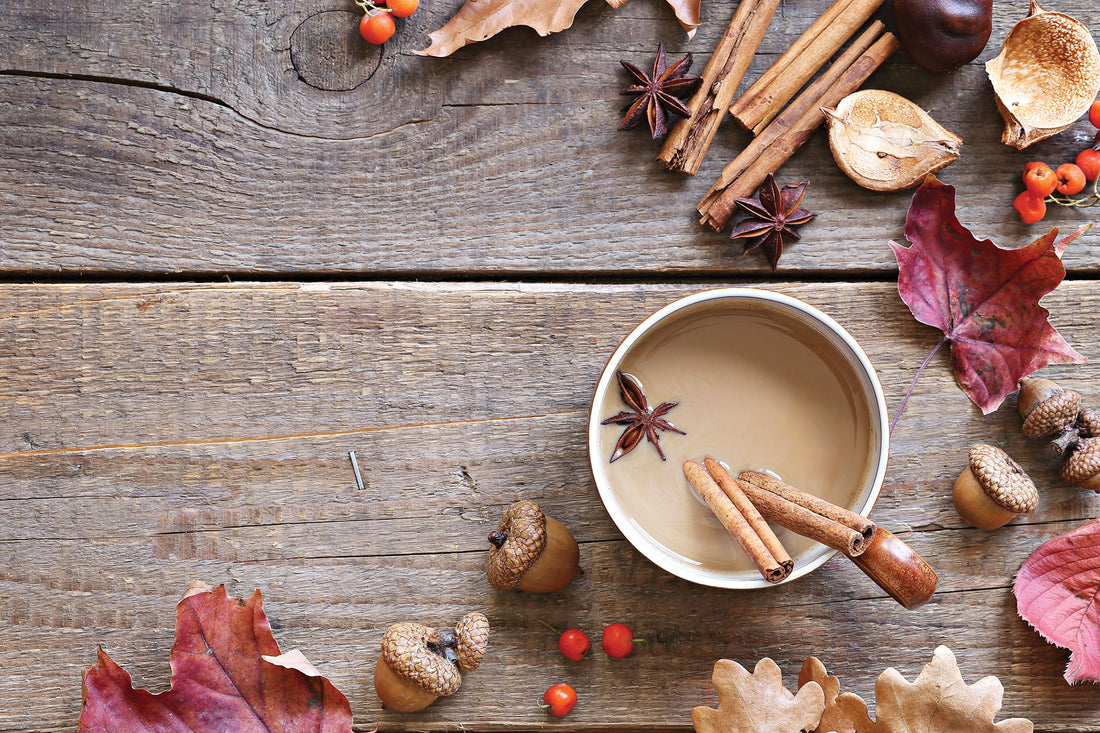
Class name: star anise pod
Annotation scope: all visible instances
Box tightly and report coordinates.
[618,42,702,139]
[731,173,816,271]
[601,371,685,463]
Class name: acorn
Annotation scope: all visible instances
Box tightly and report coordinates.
[1018,377,1081,441]
[486,500,579,592]
[1061,437,1100,493]
[953,444,1039,530]
[374,612,489,712]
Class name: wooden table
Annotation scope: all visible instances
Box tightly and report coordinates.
[4,0,1100,730]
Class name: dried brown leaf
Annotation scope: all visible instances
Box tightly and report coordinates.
[799,657,855,733]
[415,0,591,57]
[693,658,825,733]
[834,646,1033,733]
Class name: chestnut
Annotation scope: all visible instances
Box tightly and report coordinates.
[894,0,992,73]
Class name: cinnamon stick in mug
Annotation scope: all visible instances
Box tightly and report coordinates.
[683,460,792,582]
[704,459,870,557]
[738,470,875,542]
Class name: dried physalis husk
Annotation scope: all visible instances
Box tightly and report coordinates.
[823,90,961,192]
[986,0,1100,150]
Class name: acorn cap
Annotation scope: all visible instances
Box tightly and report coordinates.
[1062,437,1100,488]
[486,500,547,590]
[968,444,1039,513]
[1077,408,1100,439]
[381,622,462,696]
[1022,388,1081,439]
[454,612,490,671]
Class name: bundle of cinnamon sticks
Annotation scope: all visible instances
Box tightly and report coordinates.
[682,458,875,583]
[658,0,898,232]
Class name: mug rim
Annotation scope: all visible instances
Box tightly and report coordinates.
[587,287,890,589]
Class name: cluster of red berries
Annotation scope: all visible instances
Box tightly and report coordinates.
[1013,100,1100,224]
[538,622,642,716]
[356,0,419,45]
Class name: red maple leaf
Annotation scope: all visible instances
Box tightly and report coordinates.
[78,583,353,733]
[890,176,1087,419]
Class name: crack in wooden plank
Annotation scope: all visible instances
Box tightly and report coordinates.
[0,410,583,460]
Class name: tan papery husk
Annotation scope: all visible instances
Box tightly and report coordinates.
[824,90,961,192]
[986,0,1100,149]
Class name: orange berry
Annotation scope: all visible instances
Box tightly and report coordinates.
[1076,148,1100,182]
[1023,163,1057,197]
[1013,190,1046,224]
[1055,163,1086,195]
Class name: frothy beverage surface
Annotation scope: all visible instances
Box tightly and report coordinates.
[598,302,876,576]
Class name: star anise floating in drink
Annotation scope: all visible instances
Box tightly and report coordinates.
[731,174,816,270]
[618,43,702,139]
[601,371,685,463]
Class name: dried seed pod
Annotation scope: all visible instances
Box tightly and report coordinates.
[1062,437,1100,493]
[1018,377,1081,440]
[454,612,490,671]
[375,622,462,712]
[986,0,1100,149]
[486,500,579,592]
[894,0,992,73]
[953,444,1039,530]
[823,90,961,192]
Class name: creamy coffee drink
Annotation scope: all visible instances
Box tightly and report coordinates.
[597,300,876,576]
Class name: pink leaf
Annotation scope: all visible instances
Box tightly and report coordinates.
[1014,518,1100,684]
[78,585,354,732]
[891,176,1086,414]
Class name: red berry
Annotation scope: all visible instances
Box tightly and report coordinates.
[1022,162,1056,197]
[1055,163,1086,195]
[557,628,591,661]
[601,623,640,659]
[360,11,395,44]
[386,0,419,17]
[1013,190,1046,224]
[541,683,577,717]
[1076,148,1100,182]
[1090,99,1100,129]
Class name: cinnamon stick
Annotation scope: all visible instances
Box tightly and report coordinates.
[738,470,875,541]
[698,30,898,231]
[656,0,781,176]
[699,460,793,572]
[729,0,886,134]
[704,460,870,557]
[683,460,792,583]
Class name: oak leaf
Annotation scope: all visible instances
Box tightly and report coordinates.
[798,657,855,733]
[1014,517,1100,684]
[78,583,353,733]
[890,176,1086,416]
[417,0,699,58]
[693,658,825,733]
[834,645,1032,733]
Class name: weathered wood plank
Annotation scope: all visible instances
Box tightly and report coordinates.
[1,1,1098,275]
[3,280,1098,452]
[2,282,1100,730]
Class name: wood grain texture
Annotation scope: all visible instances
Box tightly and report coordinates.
[2,282,1100,731]
[1,1,1098,275]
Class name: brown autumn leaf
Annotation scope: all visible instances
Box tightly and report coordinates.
[834,646,1033,733]
[417,0,699,58]
[799,657,855,733]
[693,658,825,733]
